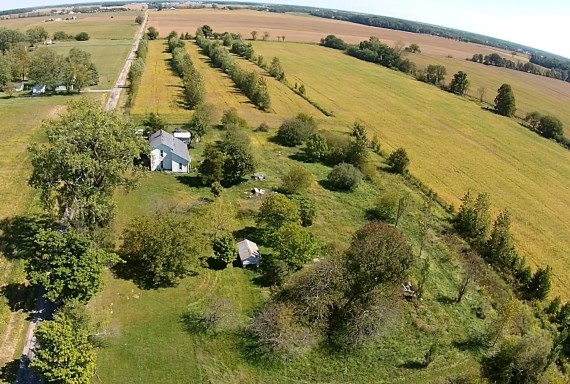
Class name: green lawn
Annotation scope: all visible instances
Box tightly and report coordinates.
[49,40,133,90]
[93,127,493,383]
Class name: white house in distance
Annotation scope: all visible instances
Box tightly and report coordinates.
[149,130,190,173]
[32,85,46,95]
[237,239,261,268]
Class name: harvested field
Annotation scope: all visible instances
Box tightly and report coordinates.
[252,42,570,297]
[149,9,525,61]
[0,11,140,40]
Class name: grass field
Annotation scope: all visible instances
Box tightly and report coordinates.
[248,42,570,297]
[49,40,133,90]
[130,40,192,123]
[0,11,140,40]
[91,128,492,383]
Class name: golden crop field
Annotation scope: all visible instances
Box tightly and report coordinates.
[150,9,523,61]
[409,54,570,137]
[130,40,192,123]
[251,41,570,296]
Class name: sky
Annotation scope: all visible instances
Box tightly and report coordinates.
[0,0,568,58]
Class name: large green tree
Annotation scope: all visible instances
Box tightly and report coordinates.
[27,229,119,303]
[449,71,469,95]
[28,98,148,229]
[273,222,320,269]
[494,83,516,117]
[537,115,564,139]
[26,26,48,45]
[257,193,301,233]
[32,309,96,384]
[28,48,65,88]
[118,213,207,288]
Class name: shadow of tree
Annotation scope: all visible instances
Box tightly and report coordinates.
[205,257,228,271]
[0,213,54,260]
[180,311,211,335]
[176,175,204,189]
[435,294,457,305]
[399,359,426,369]
[0,359,20,383]
[0,283,35,313]
[112,262,198,290]
[233,226,264,246]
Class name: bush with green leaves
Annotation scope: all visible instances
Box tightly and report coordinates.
[304,133,329,162]
[279,165,312,195]
[371,192,398,223]
[257,193,301,233]
[327,163,363,191]
[276,114,317,147]
[212,234,237,264]
[290,195,316,227]
[221,108,247,129]
[387,147,410,174]
[273,222,320,269]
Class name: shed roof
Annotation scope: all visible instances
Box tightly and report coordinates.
[149,129,190,162]
[237,239,259,262]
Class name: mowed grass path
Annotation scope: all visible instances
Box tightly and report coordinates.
[130,41,191,123]
[253,42,570,296]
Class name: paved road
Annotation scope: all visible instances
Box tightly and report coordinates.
[14,14,148,384]
[105,12,148,111]
[15,291,55,384]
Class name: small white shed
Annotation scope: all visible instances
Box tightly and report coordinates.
[237,239,261,268]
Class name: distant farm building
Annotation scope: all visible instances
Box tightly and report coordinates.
[32,85,45,95]
[237,239,261,268]
[149,130,190,173]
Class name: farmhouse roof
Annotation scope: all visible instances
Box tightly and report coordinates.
[237,239,260,262]
[149,129,190,162]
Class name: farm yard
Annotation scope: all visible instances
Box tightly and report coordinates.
[1,4,570,384]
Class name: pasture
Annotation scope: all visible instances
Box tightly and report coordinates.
[251,41,570,296]
[49,40,133,90]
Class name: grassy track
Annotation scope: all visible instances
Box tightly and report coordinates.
[130,41,191,124]
[251,42,570,296]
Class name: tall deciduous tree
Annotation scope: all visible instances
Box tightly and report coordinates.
[257,193,301,233]
[387,147,410,174]
[449,71,469,95]
[27,229,120,303]
[494,83,516,117]
[28,48,65,88]
[273,222,320,269]
[28,98,148,229]
[26,26,48,45]
[119,212,207,288]
[32,309,96,384]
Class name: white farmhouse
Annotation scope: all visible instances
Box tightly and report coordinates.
[149,130,190,173]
